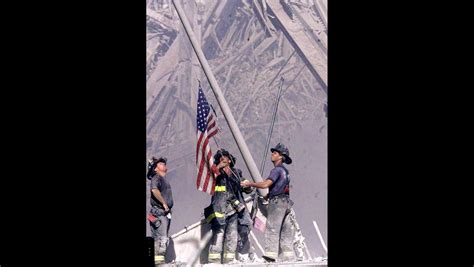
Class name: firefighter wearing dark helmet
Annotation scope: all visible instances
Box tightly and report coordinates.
[205,149,251,264]
[146,156,173,264]
[241,143,295,262]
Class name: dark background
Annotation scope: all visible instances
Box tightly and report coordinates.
[0,0,472,266]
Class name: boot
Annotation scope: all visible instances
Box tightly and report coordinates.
[237,252,249,262]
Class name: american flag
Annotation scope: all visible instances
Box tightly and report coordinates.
[196,85,218,195]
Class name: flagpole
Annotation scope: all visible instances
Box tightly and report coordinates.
[172,0,268,196]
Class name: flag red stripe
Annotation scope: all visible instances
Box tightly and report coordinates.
[197,131,214,192]
[207,128,218,139]
[196,133,207,189]
[198,134,212,179]
[196,132,204,163]
[207,120,216,130]
[201,149,213,191]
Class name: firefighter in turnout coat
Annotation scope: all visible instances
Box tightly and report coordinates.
[205,149,251,264]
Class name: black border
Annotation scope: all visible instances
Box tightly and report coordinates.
[1,0,147,266]
[2,1,473,266]
[329,1,473,266]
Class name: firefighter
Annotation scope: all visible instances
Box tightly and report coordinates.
[205,149,250,264]
[241,143,295,262]
[147,156,173,264]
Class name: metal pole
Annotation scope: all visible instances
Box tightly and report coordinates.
[186,230,213,267]
[250,231,265,255]
[259,77,284,177]
[313,220,328,254]
[172,0,268,196]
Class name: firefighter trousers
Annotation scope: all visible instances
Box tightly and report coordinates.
[264,194,295,261]
[150,214,170,263]
[208,213,238,263]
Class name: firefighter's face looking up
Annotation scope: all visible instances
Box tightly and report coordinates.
[155,162,167,173]
[220,155,230,165]
[271,151,283,162]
